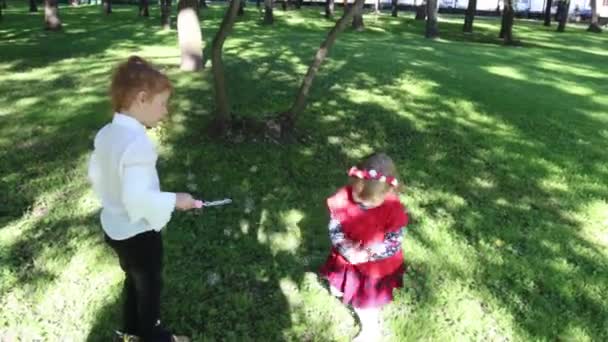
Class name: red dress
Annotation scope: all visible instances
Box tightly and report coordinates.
[319,186,409,308]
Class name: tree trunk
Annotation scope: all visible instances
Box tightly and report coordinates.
[257,0,261,8]
[139,0,149,16]
[374,0,379,13]
[44,0,62,29]
[352,2,363,30]
[284,0,365,134]
[102,0,111,14]
[425,0,438,38]
[281,0,287,10]
[415,3,426,20]
[352,14,363,30]
[587,0,602,32]
[556,0,569,32]
[200,0,207,7]
[499,0,515,43]
[30,0,38,12]
[325,0,334,17]
[238,0,245,15]
[463,0,476,32]
[296,0,302,9]
[177,0,203,71]
[543,0,552,26]
[264,0,273,24]
[211,0,241,134]
[161,0,172,29]
[391,0,398,16]
[1,0,6,9]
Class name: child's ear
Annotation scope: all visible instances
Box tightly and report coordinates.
[136,91,147,105]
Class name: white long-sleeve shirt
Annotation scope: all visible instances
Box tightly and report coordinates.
[88,113,176,240]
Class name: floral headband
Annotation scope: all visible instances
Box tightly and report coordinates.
[348,166,399,187]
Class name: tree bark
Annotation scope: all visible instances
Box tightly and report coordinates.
[238,0,245,15]
[543,0,552,26]
[211,0,241,133]
[425,0,438,38]
[374,0,379,14]
[463,0,476,32]
[281,0,287,10]
[352,1,363,30]
[587,0,602,32]
[30,0,38,12]
[139,0,149,16]
[264,0,273,24]
[200,0,207,7]
[295,0,302,9]
[325,0,334,17]
[499,0,515,44]
[352,7,365,31]
[102,0,111,14]
[284,0,365,133]
[415,2,426,20]
[45,0,62,29]
[391,0,398,17]
[1,0,6,9]
[161,0,172,29]
[257,0,261,8]
[177,0,203,71]
[556,0,569,32]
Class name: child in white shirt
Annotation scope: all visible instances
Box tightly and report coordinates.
[88,56,199,342]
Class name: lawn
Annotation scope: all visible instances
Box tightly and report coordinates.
[1,2,607,341]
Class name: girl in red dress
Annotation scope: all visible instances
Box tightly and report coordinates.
[320,153,409,342]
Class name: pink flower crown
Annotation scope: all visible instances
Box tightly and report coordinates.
[348,166,399,187]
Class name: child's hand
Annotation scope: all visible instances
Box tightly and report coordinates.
[176,193,203,211]
[345,249,370,264]
[341,240,359,250]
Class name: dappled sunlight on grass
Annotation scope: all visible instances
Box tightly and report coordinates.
[537,58,608,79]
[265,210,304,254]
[279,273,355,341]
[485,65,528,81]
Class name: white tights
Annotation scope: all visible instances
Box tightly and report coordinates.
[353,307,381,342]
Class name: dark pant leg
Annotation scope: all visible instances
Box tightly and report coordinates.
[106,231,171,341]
[122,272,139,334]
[131,268,172,342]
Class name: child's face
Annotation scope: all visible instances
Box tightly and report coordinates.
[137,89,171,128]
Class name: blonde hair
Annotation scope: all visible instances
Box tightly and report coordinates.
[110,56,172,113]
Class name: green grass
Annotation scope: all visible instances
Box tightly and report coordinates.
[1,2,608,341]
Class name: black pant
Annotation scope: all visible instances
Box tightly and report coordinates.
[105,231,173,342]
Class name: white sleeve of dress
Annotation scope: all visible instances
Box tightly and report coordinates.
[87,151,103,202]
[120,137,176,231]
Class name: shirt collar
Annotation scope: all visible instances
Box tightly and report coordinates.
[112,113,147,134]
